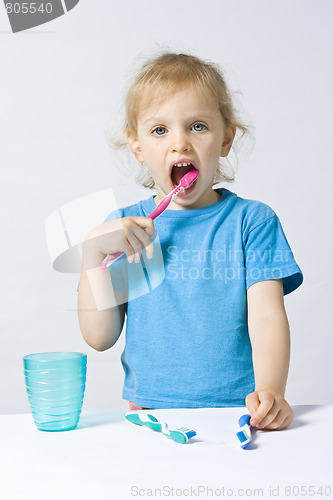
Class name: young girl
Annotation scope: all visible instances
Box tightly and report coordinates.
[78,52,303,430]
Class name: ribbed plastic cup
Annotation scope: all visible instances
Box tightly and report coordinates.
[23,352,87,432]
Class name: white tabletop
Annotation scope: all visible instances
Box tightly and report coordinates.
[0,406,332,500]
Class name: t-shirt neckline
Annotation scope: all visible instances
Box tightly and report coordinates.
[141,187,234,218]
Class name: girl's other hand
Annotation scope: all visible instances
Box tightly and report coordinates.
[245,390,294,430]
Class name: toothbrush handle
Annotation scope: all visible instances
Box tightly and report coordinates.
[147,188,179,219]
[100,186,180,269]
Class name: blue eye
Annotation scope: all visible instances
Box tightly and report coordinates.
[192,123,206,132]
[152,127,167,136]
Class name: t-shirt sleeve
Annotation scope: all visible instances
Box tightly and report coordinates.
[104,208,123,224]
[243,213,303,295]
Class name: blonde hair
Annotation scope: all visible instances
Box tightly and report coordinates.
[114,51,252,189]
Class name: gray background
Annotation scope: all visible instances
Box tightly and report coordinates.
[1,0,332,414]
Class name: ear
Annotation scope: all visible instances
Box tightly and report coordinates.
[221,125,236,157]
[127,133,144,163]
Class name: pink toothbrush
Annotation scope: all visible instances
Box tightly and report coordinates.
[100,169,199,269]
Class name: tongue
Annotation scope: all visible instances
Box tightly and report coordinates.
[171,165,192,186]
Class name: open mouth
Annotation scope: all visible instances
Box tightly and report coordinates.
[170,161,198,190]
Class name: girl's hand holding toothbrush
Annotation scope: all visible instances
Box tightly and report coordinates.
[119,216,155,263]
[100,169,199,269]
[82,216,155,270]
[246,390,294,430]
[84,170,198,270]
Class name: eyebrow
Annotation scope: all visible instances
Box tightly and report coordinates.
[142,117,163,126]
[142,113,217,126]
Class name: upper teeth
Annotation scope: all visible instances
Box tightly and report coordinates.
[174,162,191,167]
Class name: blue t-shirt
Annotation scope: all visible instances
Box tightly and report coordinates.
[104,188,303,408]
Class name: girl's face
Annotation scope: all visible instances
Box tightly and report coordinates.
[128,85,235,209]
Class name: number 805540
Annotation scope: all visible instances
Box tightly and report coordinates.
[5,3,53,14]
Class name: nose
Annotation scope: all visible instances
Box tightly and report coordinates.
[170,130,191,153]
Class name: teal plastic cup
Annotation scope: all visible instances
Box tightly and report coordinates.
[23,352,87,432]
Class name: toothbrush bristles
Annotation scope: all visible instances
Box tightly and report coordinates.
[185,430,197,439]
[178,427,197,438]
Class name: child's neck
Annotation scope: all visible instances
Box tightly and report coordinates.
[153,188,222,210]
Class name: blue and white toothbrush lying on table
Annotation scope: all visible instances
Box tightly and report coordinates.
[125,412,197,444]
[236,414,252,448]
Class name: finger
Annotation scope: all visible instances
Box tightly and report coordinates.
[261,409,287,430]
[276,412,294,431]
[126,234,143,263]
[250,392,275,427]
[144,224,156,237]
[273,410,294,431]
[256,406,280,429]
[124,240,135,264]
[246,392,260,417]
[131,230,155,263]
[257,394,287,428]
[132,216,155,234]
[144,239,154,259]
[135,228,154,259]
[133,226,154,259]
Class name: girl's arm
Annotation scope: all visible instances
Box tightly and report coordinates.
[246,278,294,429]
[77,216,155,351]
[77,256,125,351]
